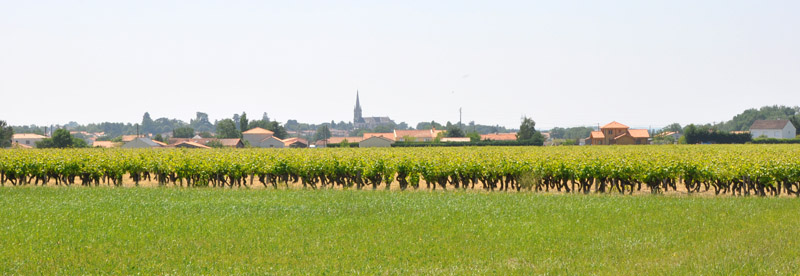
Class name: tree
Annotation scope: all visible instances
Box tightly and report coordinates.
[232,114,241,130]
[266,121,288,139]
[207,140,224,148]
[790,116,800,135]
[173,127,195,138]
[517,116,545,146]
[446,125,465,137]
[199,131,213,138]
[662,123,682,133]
[153,134,165,143]
[466,130,481,142]
[36,129,87,148]
[216,119,240,139]
[240,112,249,132]
[314,125,332,142]
[517,117,537,140]
[262,112,270,122]
[190,112,214,132]
[141,112,154,134]
[0,120,13,148]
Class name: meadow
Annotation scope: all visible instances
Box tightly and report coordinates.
[1,187,798,275]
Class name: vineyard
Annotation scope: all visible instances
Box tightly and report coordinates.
[1,145,799,196]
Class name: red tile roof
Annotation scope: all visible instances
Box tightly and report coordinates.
[242,127,274,135]
[218,138,242,147]
[282,137,309,147]
[601,121,630,129]
[328,137,363,144]
[121,135,140,142]
[590,131,605,139]
[174,141,211,149]
[363,132,395,141]
[480,133,517,141]
[92,141,121,148]
[395,129,439,139]
[628,129,650,138]
[12,133,47,139]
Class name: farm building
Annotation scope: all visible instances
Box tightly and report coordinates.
[174,141,211,149]
[11,133,47,148]
[362,132,395,141]
[259,136,285,148]
[749,120,796,139]
[480,133,517,141]
[121,138,163,148]
[168,138,244,148]
[359,136,394,148]
[440,137,471,142]
[589,121,649,145]
[242,127,275,146]
[283,137,309,148]
[92,141,121,148]
[394,129,443,142]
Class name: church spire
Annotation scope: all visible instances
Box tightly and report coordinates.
[354,90,363,123]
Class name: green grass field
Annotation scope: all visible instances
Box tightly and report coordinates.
[1,188,798,275]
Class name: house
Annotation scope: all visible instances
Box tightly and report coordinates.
[11,133,47,148]
[750,120,796,139]
[589,121,650,145]
[362,132,395,141]
[329,137,364,144]
[174,141,211,149]
[218,138,244,148]
[121,138,163,148]
[92,141,122,148]
[242,127,275,146]
[259,136,285,148]
[359,136,394,148]
[283,137,309,148]
[394,129,443,142]
[480,133,517,141]
[167,138,243,148]
[440,137,471,142]
[120,135,140,142]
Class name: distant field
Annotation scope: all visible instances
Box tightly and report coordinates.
[0,187,798,274]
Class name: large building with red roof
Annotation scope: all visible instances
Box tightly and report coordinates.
[589,121,650,145]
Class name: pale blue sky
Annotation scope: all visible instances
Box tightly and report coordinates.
[1,0,798,129]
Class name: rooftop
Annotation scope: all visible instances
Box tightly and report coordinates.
[750,120,791,130]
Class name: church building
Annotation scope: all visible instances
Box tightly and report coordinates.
[353,91,394,129]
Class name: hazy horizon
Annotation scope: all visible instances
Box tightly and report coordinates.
[2,1,798,129]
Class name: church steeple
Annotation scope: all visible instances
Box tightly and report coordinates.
[354,91,363,123]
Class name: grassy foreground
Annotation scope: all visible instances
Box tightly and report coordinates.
[0,188,798,275]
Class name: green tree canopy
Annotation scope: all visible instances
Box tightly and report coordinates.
[314,125,332,142]
[36,129,87,148]
[240,112,249,132]
[446,125,465,137]
[141,112,154,134]
[0,120,13,148]
[173,127,195,138]
[516,116,544,146]
[215,119,240,139]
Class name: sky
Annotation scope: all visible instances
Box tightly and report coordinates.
[1,0,799,130]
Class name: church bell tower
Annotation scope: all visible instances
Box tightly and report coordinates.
[354,91,363,123]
